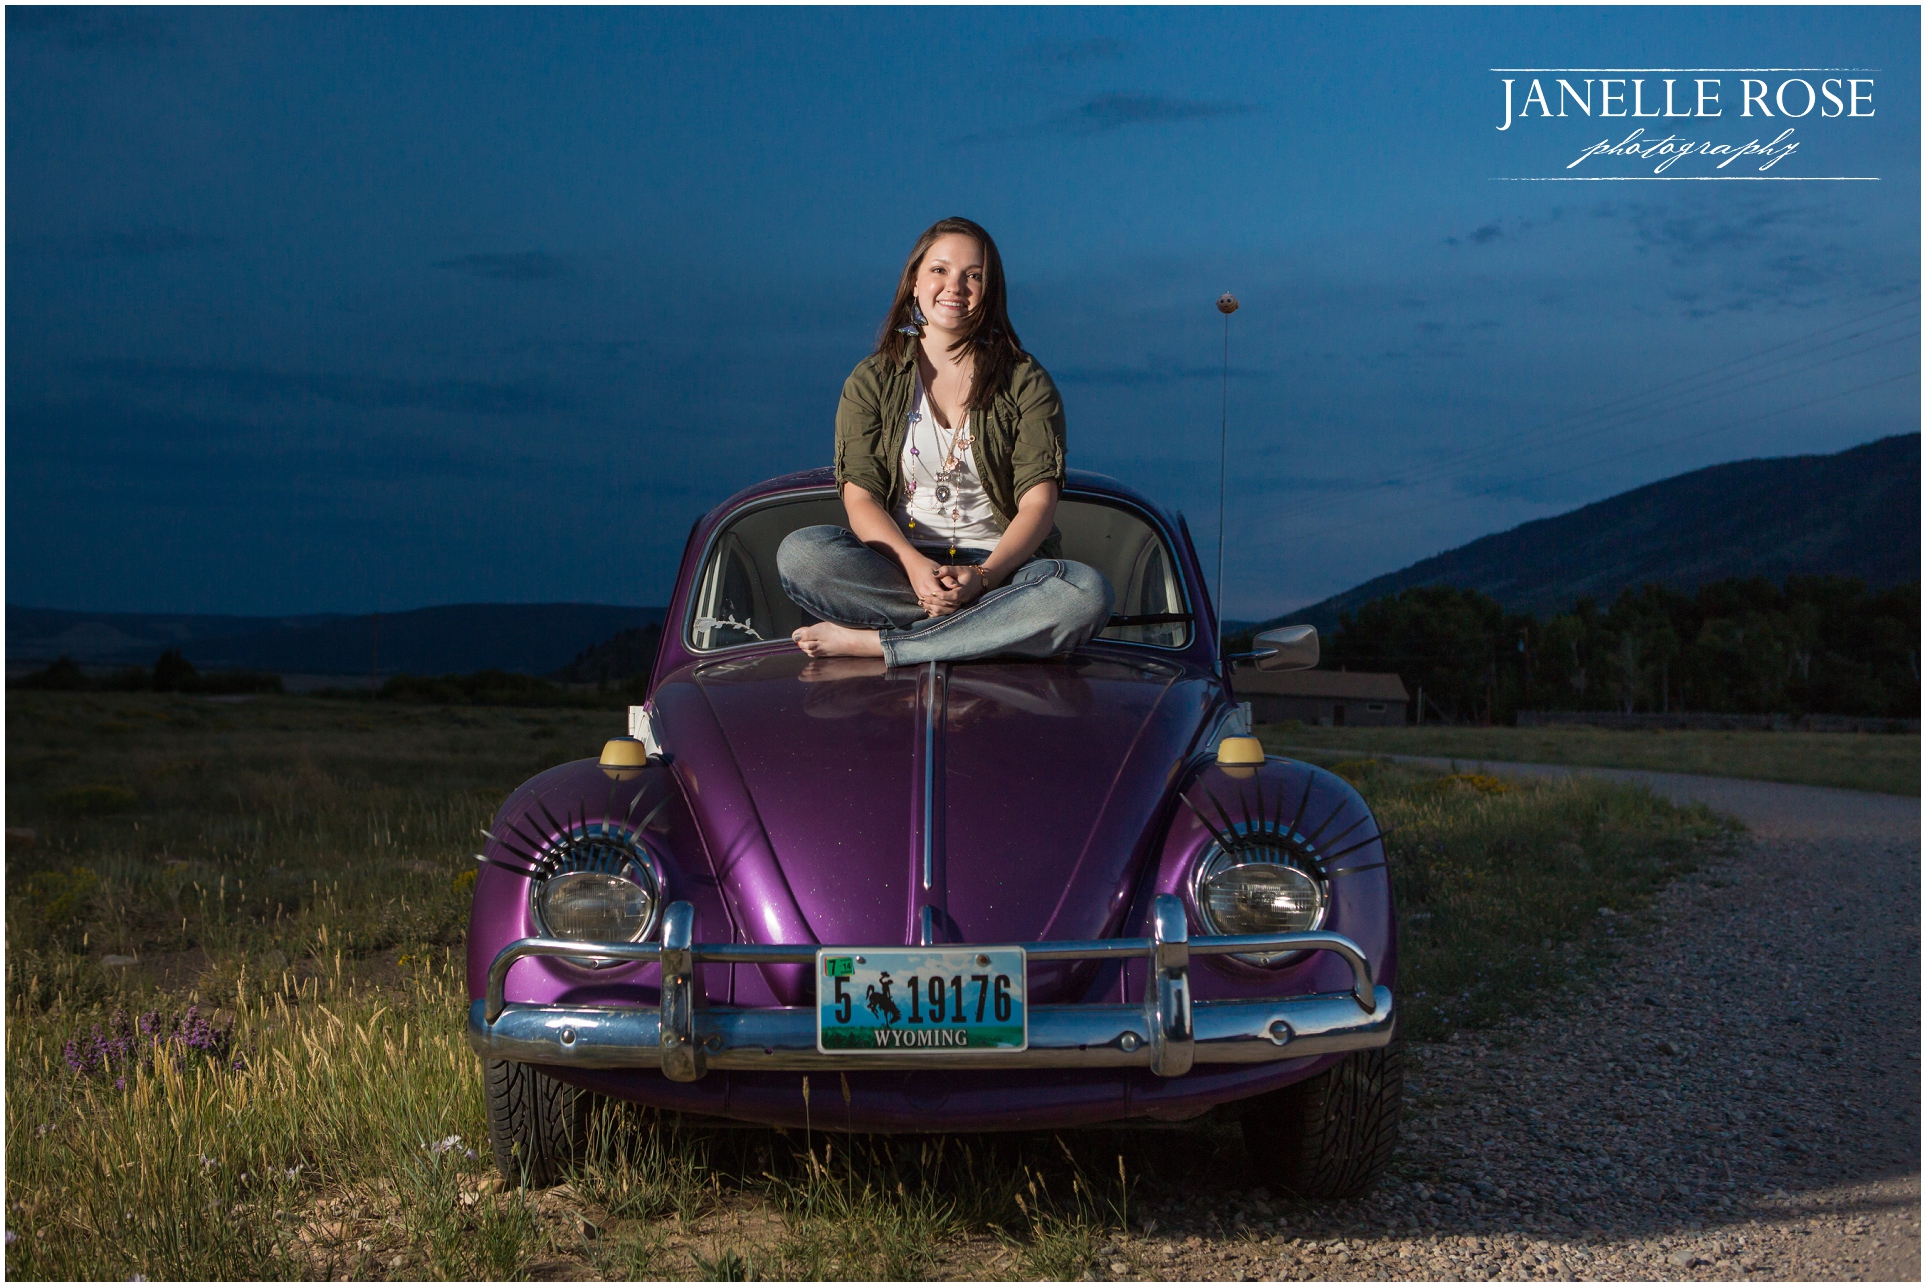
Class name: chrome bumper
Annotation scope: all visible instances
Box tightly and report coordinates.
[469,895,1394,1080]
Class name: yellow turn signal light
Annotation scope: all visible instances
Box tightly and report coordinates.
[1216,736,1265,767]
[600,737,651,780]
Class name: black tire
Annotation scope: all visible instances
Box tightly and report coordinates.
[484,1059,591,1189]
[1241,1037,1402,1199]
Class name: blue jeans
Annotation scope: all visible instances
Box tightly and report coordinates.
[776,526,1116,668]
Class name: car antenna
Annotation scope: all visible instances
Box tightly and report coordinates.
[1215,292,1239,664]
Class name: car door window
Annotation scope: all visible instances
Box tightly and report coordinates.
[688,493,846,651]
[1055,498,1193,649]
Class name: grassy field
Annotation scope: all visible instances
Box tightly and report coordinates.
[5,692,1734,1279]
[1263,723,1920,797]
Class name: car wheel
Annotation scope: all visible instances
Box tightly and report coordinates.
[1240,1037,1402,1199]
[484,1058,591,1189]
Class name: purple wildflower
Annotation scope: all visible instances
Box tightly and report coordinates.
[64,1005,242,1085]
[5,1229,16,1245]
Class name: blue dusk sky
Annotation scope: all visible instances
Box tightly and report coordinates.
[7,6,1918,619]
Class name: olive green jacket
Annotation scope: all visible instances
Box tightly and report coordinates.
[833,339,1067,559]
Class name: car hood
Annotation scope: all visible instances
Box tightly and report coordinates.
[652,649,1215,996]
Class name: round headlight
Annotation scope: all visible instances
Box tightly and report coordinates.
[1190,833,1328,966]
[538,869,656,943]
[526,820,665,959]
[1199,861,1325,935]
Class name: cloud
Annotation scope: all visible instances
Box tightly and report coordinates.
[1054,364,1271,387]
[956,93,1257,144]
[433,252,569,281]
[18,227,226,259]
[6,400,495,500]
[1584,193,1870,313]
[1067,93,1255,134]
[7,6,173,51]
[80,362,575,417]
[1447,210,1565,247]
[1603,197,1830,265]
[1017,37,1127,68]
[1451,468,1597,507]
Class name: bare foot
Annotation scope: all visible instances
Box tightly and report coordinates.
[798,656,886,683]
[791,622,885,659]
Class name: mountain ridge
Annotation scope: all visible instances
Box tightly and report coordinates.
[1262,434,1919,633]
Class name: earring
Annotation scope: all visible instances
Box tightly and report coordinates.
[896,301,927,336]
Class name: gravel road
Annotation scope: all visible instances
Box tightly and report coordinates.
[1113,763,1920,1282]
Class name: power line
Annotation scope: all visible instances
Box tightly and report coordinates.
[1411,294,1917,467]
[1298,366,1918,543]
[1344,315,1917,502]
[1272,322,1915,527]
[1492,367,1917,491]
[1275,294,1919,522]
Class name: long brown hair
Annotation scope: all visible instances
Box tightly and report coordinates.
[876,217,1026,414]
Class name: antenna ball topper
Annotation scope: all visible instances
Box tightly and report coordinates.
[1216,293,1240,314]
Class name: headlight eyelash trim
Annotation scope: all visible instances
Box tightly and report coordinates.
[1177,776,1389,880]
[480,770,675,877]
[1180,774,1391,961]
[483,795,669,946]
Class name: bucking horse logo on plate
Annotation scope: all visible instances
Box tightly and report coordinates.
[865,971,902,1027]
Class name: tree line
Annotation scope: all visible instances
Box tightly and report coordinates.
[1321,576,1919,724]
[12,650,282,695]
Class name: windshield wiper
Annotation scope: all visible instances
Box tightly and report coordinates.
[1106,613,1194,627]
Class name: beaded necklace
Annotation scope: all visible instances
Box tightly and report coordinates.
[902,374,975,561]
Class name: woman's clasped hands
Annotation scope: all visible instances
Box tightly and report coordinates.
[909,559,990,617]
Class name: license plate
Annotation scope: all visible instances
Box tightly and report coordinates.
[816,947,1027,1053]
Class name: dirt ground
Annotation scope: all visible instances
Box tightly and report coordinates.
[1102,765,1919,1283]
[268,765,1921,1282]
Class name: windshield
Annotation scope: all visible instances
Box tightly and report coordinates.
[687,491,1193,652]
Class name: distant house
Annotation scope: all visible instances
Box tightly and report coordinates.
[1234,669,1410,727]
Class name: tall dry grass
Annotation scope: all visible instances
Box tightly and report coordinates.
[6,958,496,1280]
[5,692,1734,1278]
[1332,757,1736,1038]
[1269,721,1919,796]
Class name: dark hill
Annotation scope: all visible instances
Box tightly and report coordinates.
[184,603,668,676]
[1268,434,1919,632]
[549,623,664,684]
[7,608,349,666]
[8,603,666,677]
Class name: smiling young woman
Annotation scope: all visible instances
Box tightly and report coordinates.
[776,217,1115,666]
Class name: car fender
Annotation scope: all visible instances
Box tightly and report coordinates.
[1123,754,1396,1005]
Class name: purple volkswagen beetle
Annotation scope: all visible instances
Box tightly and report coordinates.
[467,468,1399,1196]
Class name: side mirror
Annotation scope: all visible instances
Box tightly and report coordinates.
[1247,624,1319,672]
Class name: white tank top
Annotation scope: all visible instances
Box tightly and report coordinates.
[892,372,1003,552]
